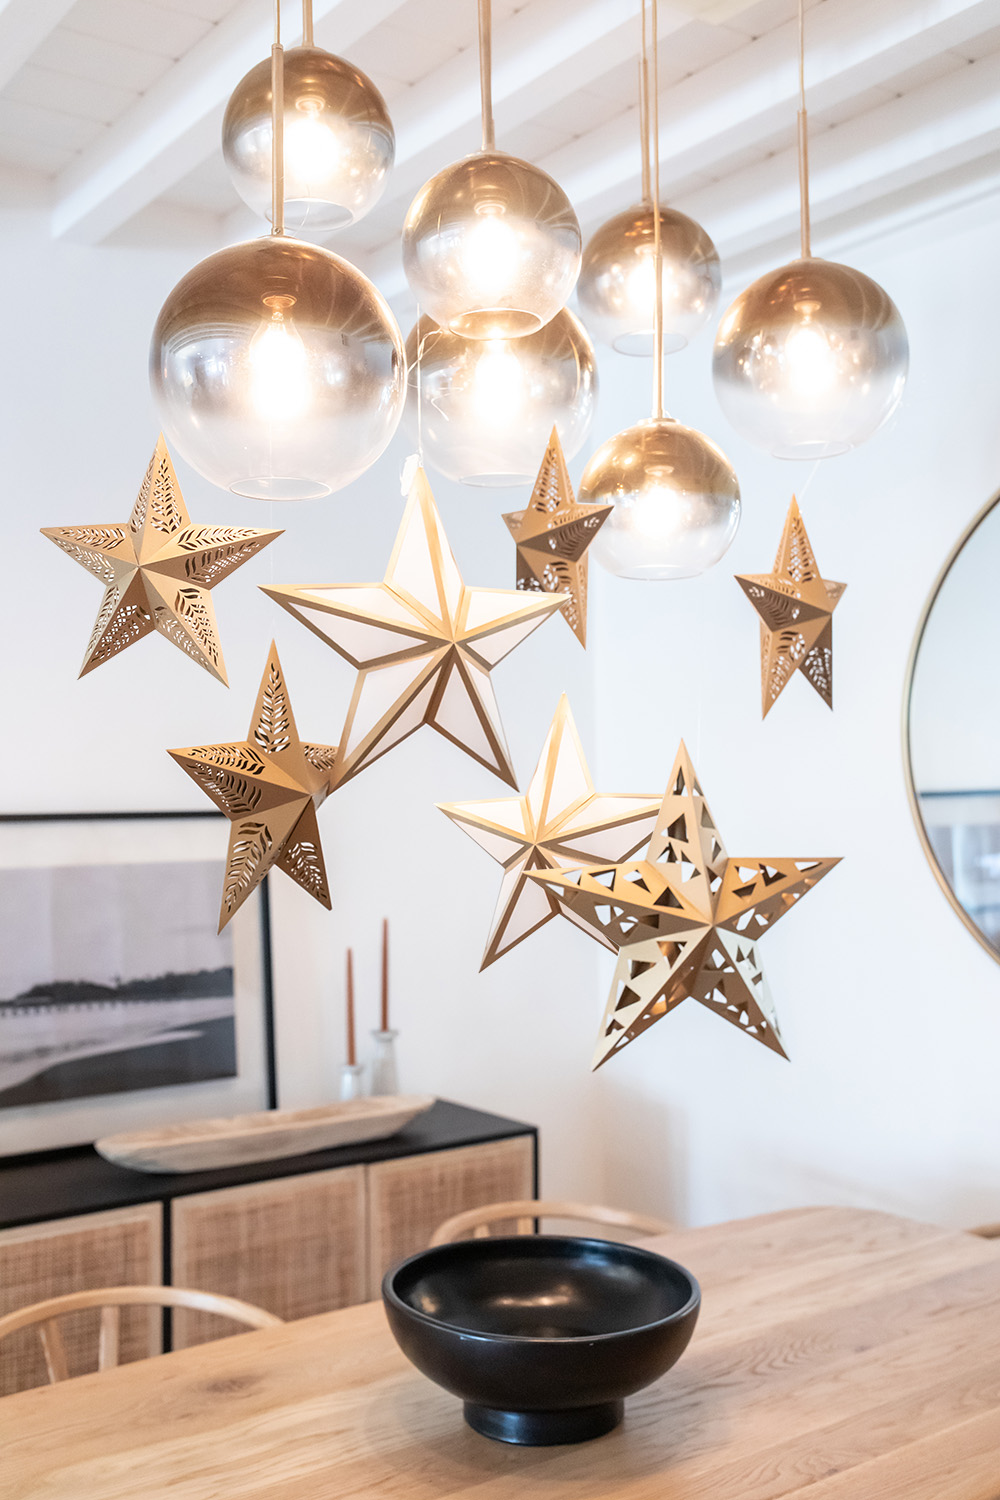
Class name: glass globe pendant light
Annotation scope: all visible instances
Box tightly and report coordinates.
[577,30,720,356]
[712,0,908,459]
[223,0,394,232]
[579,0,739,581]
[150,3,404,501]
[401,0,581,339]
[404,309,597,487]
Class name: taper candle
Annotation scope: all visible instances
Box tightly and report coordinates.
[345,948,356,1066]
[381,918,389,1032]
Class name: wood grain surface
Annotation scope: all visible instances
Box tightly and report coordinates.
[3,1207,1000,1500]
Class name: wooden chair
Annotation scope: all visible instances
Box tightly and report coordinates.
[429,1199,673,1248]
[0,1285,283,1385]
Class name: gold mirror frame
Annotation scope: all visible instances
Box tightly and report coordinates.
[902,485,1000,965]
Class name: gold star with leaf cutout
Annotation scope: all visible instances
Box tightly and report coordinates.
[438,694,659,969]
[262,467,566,788]
[531,741,839,1070]
[169,643,338,931]
[735,496,846,717]
[41,435,282,684]
[502,428,612,647]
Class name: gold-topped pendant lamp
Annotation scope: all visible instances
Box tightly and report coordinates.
[401,0,581,339]
[577,23,720,356]
[712,0,908,459]
[223,0,394,232]
[150,0,404,500]
[579,0,740,581]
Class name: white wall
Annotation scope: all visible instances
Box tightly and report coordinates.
[6,182,1000,1231]
[585,193,1000,1229]
[0,198,603,1197]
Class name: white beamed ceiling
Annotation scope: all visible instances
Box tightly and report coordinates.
[3,0,1000,304]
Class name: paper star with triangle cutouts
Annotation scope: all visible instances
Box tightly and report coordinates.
[735,497,846,718]
[530,741,839,1070]
[437,694,659,969]
[169,643,338,931]
[502,428,612,647]
[261,467,566,789]
[41,435,282,684]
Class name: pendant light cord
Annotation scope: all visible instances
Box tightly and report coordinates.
[479,0,495,152]
[302,0,313,47]
[645,0,664,420]
[271,0,284,234]
[638,4,651,205]
[797,0,811,258]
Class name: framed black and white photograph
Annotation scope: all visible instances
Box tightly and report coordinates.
[0,812,275,1156]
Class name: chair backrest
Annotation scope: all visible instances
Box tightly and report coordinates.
[0,1285,282,1385]
[429,1198,673,1248]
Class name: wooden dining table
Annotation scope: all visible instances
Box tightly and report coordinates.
[3,1205,1000,1499]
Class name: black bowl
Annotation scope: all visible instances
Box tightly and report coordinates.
[382,1235,700,1446]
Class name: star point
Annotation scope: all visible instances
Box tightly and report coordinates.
[735,497,846,717]
[503,428,612,647]
[530,741,840,1069]
[263,467,566,788]
[168,643,338,931]
[41,436,282,685]
[439,695,660,968]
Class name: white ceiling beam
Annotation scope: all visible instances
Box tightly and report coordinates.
[676,49,1000,262]
[0,0,78,92]
[50,0,410,245]
[549,0,1000,211]
[363,0,1000,301]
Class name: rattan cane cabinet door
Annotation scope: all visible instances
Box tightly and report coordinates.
[366,1137,535,1297]
[0,1203,162,1395]
[170,1164,367,1347]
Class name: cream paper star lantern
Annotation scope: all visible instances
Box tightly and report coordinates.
[438,694,659,967]
[262,468,566,788]
[531,741,839,1069]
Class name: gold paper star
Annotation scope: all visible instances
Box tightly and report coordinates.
[735,497,846,717]
[502,428,612,646]
[41,436,282,684]
[531,742,839,1069]
[262,467,566,788]
[169,643,338,931]
[438,694,659,969]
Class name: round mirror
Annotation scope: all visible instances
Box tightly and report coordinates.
[905,489,1000,961]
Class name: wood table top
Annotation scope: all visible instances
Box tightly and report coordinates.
[4,1206,1000,1499]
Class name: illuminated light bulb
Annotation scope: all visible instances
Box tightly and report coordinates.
[151,236,404,500]
[223,47,394,231]
[577,204,721,355]
[578,416,740,580]
[713,258,908,459]
[404,309,597,487]
[249,296,312,422]
[403,152,581,339]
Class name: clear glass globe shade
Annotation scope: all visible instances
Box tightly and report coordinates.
[578,204,721,355]
[579,416,740,580]
[402,151,582,339]
[713,257,908,459]
[222,47,394,231]
[150,236,405,500]
[404,308,597,488]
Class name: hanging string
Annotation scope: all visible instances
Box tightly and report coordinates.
[478,0,496,152]
[638,5,651,206]
[644,0,665,420]
[797,0,811,258]
[271,0,285,235]
[415,308,426,467]
[302,0,313,47]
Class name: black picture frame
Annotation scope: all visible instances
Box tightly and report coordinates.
[0,811,276,1157]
